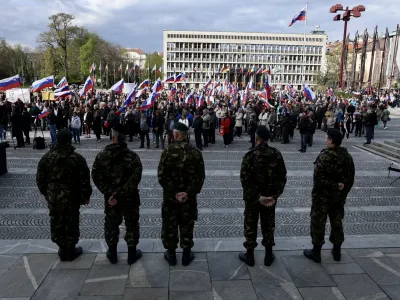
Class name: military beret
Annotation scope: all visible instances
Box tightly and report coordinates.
[112,123,127,135]
[56,129,72,145]
[256,125,271,140]
[174,122,189,132]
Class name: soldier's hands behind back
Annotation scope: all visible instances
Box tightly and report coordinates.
[176,192,188,203]
[259,196,276,207]
[338,183,345,191]
[108,195,118,207]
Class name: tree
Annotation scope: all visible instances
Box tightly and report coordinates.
[38,13,81,78]
[142,52,164,82]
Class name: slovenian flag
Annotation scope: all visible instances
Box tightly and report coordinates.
[175,73,186,82]
[289,6,307,27]
[136,87,147,99]
[55,90,72,100]
[169,87,177,102]
[185,92,194,104]
[31,75,54,93]
[80,76,94,97]
[38,110,50,119]
[56,77,68,88]
[328,87,334,96]
[303,84,316,100]
[280,91,286,101]
[204,78,212,89]
[111,79,124,94]
[152,79,163,93]
[196,93,204,108]
[138,79,149,89]
[0,75,21,91]
[141,92,157,110]
[165,75,175,83]
[265,77,272,99]
[157,66,162,74]
[54,85,69,93]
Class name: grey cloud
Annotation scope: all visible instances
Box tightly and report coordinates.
[1,0,400,52]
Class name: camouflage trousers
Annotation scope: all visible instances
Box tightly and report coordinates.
[310,200,345,246]
[104,199,140,247]
[243,201,276,250]
[161,201,198,249]
[48,203,80,248]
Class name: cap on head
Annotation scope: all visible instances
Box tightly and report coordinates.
[174,122,189,132]
[56,129,72,146]
[256,125,271,141]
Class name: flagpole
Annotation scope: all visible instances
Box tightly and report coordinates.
[113,62,116,84]
[302,2,308,84]
[100,63,103,89]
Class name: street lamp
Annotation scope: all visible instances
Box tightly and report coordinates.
[330,4,366,89]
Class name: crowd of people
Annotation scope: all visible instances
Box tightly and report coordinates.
[0,86,397,151]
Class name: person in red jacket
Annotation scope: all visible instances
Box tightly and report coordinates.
[220,113,231,148]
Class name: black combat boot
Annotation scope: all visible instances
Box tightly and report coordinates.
[127,246,142,265]
[164,249,177,266]
[106,244,118,264]
[303,245,322,263]
[264,246,275,267]
[332,244,342,262]
[58,247,68,262]
[239,249,255,267]
[182,248,195,266]
[67,246,83,261]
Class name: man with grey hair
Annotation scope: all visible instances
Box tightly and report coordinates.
[92,123,143,265]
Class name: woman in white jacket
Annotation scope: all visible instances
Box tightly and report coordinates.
[70,112,82,144]
[235,108,243,138]
[259,107,269,126]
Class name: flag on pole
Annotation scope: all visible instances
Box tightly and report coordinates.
[165,75,175,83]
[111,79,124,94]
[98,63,102,71]
[118,64,122,73]
[79,76,93,97]
[56,77,68,88]
[303,84,316,100]
[157,66,162,74]
[0,75,21,91]
[31,76,54,93]
[289,6,307,27]
[152,65,156,72]
[90,63,96,72]
[105,64,109,72]
[125,64,129,74]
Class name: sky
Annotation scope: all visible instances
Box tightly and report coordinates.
[1,0,399,52]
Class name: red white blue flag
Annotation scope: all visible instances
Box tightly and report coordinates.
[289,6,307,27]
[0,75,21,91]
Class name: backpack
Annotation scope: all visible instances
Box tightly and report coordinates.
[33,137,46,150]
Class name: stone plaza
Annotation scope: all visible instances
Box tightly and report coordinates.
[0,118,399,299]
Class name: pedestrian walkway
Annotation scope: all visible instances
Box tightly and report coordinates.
[0,242,400,299]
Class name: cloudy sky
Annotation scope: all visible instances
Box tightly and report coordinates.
[1,0,398,52]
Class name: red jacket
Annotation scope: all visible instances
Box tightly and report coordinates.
[220,117,230,135]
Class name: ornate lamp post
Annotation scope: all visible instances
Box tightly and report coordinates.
[329,4,366,89]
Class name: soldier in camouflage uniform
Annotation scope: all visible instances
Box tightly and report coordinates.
[158,122,205,266]
[239,125,287,267]
[92,123,143,265]
[36,129,92,261]
[304,128,355,263]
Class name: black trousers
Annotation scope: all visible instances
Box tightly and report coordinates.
[236,126,242,137]
[140,130,150,147]
[250,132,255,148]
[23,129,30,144]
[194,131,202,150]
[209,128,215,144]
[93,126,101,140]
[202,129,209,147]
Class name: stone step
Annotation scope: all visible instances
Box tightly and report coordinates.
[368,144,400,159]
[385,140,400,150]
[355,144,400,163]
[373,141,400,154]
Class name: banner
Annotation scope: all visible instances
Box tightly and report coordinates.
[41,91,54,101]
[5,88,30,103]
[123,83,136,94]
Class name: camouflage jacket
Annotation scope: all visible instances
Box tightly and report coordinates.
[240,142,287,202]
[158,140,205,201]
[312,146,355,206]
[36,145,92,205]
[92,142,142,200]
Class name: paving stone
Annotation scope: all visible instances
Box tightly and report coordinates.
[379,285,400,300]
[123,288,168,300]
[0,254,20,277]
[53,254,96,270]
[281,256,335,287]
[387,255,400,268]
[77,297,123,300]
[192,239,214,252]
[323,263,365,275]
[0,241,29,254]
[320,249,354,264]
[299,287,346,300]
[169,291,213,300]
[0,254,58,298]
[207,252,249,280]
[248,251,292,285]
[169,253,211,292]
[212,239,243,252]
[31,269,88,300]
[127,253,169,288]
[212,280,258,300]
[254,282,303,300]
[80,265,130,296]
[380,248,400,254]
[346,249,385,258]
[94,253,130,265]
[355,257,400,285]
[332,274,390,300]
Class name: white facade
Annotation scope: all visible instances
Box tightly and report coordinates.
[163,30,328,90]
[123,48,147,69]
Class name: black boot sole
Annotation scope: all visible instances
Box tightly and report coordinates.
[264,254,275,267]
[164,251,177,266]
[303,249,321,263]
[107,251,118,264]
[128,249,142,265]
[331,249,341,262]
[239,252,255,267]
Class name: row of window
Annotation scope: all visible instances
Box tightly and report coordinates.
[166,64,321,72]
[167,54,322,62]
[166,43,324,51]
[166,33,324,43]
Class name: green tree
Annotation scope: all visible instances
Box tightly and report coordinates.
[142,52,164,82]
[38,13,81,78]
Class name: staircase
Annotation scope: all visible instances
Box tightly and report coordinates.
[357,140,400,163]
